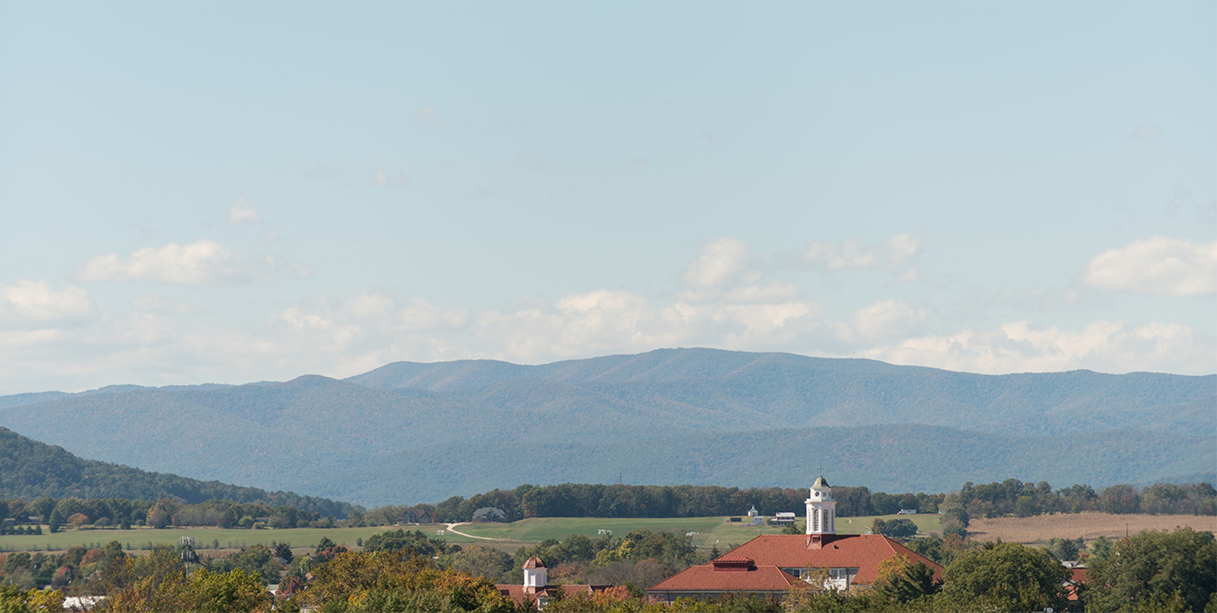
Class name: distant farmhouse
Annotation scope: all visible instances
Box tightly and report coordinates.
[472,506,507,522]
[647,477,942,602]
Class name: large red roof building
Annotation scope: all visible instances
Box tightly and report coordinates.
[647,477,943,603]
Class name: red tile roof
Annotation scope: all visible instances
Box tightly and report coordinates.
[711,534,942,585]
[647,564,803,593]
[496,584,601,606]
[1066,567,1087,601]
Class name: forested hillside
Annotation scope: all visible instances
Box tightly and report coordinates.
[1,348,1211,506]
[0,427,351,517]
[284,425,1215,505]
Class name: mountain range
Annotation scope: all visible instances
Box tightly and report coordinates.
[1,348,1212,506]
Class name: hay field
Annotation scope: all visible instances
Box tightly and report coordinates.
[456,514,942,551]
[0,524,472,553]
[968,512,1217,545]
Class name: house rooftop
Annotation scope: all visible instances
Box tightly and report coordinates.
[721,534,942,584]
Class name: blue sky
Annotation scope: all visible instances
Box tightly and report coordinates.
[1,2,1214,394]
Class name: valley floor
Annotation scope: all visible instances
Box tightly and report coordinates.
[0,515,943,554]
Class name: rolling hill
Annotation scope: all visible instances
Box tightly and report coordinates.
[0,426,353,516]
[1,348,1212,506]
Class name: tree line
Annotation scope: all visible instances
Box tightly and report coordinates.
[957,479,1217,517]
[0,496,340,534]
[377,479,1216,524]
[375,483,945,524]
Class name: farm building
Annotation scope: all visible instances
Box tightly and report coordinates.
[472,506,507,522]
[770,512,797,525]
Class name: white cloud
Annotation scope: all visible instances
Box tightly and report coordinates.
[0,280,94,326]
[79,240,309,285]
[3,235,1214,395]
[1082,236,1217,296]
[864,320,1214,375]
[850,300,928,342]
[678,237,798,304]
[683,237,763,289]
[800,233,922,278]
[475,290,834,361]
[226,197,260,224]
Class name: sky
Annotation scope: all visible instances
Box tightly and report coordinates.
[0,2,1214,395]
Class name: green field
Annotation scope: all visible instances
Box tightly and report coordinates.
[0,514,942,554]
[457,513,943,551]
[0,525,427,553]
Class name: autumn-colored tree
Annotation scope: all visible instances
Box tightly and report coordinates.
[144,501,176,530]
[104,555,270,613]
[872,554,939,604]
[0,583,62,613]
[297,550,516,612]
[0,584,64,613]
[66,513,89,526]
[81,548,104,566]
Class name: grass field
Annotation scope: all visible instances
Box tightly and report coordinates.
[0,513,945,554]
[968,512,1217,545]
[0,525,430,553]
[455,513,943,551]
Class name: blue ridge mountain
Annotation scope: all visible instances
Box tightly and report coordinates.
[1,348,1212,506]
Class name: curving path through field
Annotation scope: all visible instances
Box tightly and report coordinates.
[444,522,498,541]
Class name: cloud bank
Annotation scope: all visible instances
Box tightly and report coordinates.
[4,234,1213,393]
[79,240,309,285]
[1082,236,1216,297]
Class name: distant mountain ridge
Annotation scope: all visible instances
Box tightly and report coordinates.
[1,348,1212,506]
[283,425,1217,505]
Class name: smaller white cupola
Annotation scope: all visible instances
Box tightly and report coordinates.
[523,556,547,589]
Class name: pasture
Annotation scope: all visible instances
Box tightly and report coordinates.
[454,513,943,551]
[967,512,1217,545]
[0,525,446,553]
[0,513,945,554]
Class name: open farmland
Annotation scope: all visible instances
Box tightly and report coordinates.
[0,524,472,553]
[0,513,946,555]
[453,513,942,551]
[968,512,1217,545]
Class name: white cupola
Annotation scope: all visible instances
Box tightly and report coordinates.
[522,556,547,590]
[805,476,836,536]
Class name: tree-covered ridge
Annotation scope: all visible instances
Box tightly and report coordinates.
[375,479,1216,524]
[0,427,352,518]
[294,425,1214,505]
